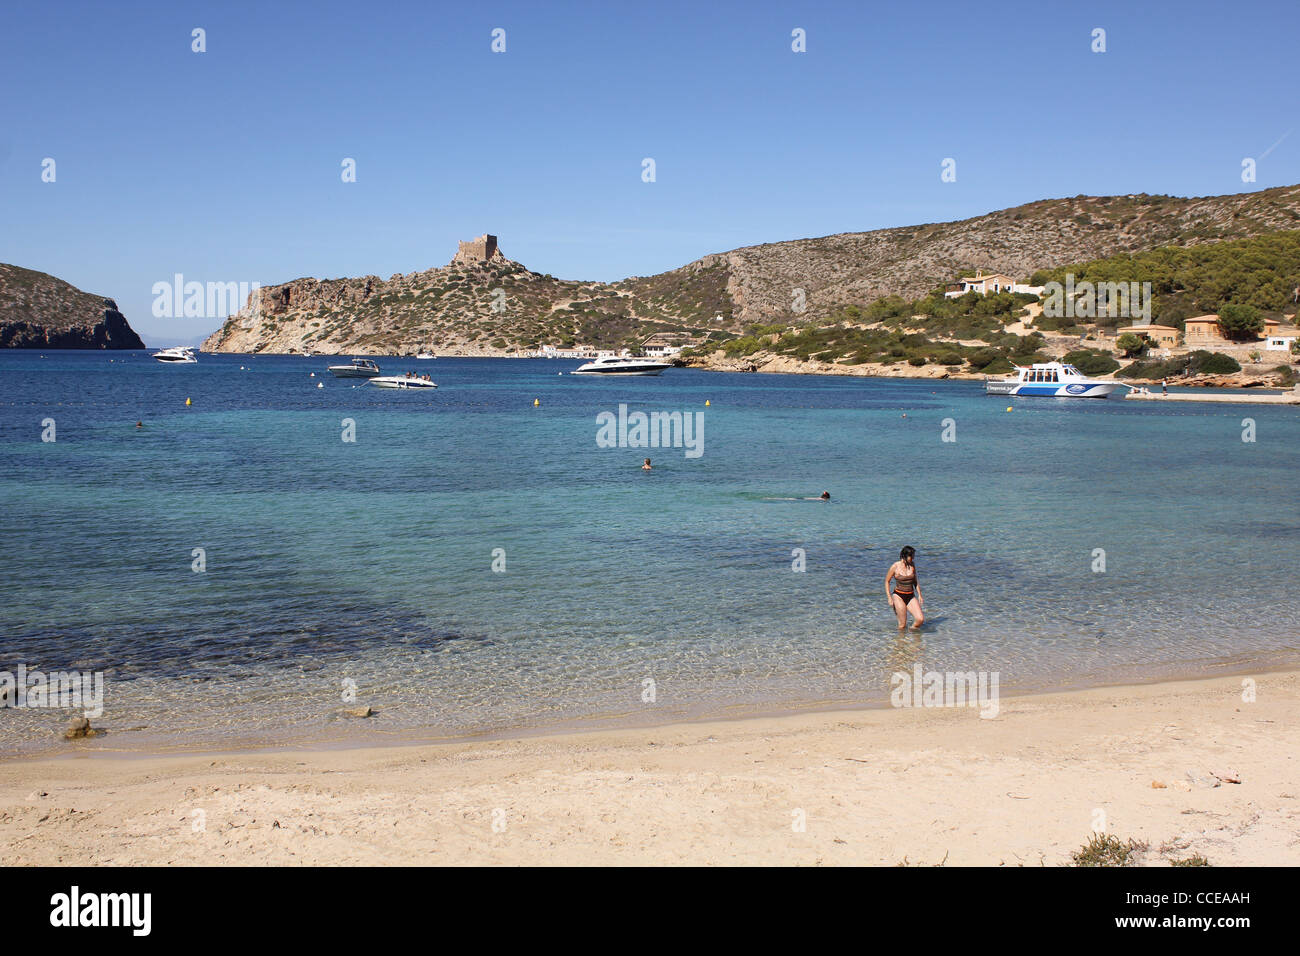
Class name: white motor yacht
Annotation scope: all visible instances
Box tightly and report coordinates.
[572,355,672,376]
[154,347,197,364]
[328,357,381,379]
[368,375,436,389]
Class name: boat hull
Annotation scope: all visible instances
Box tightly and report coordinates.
[329,368,380,378]
[368,377,436,389]
[571,365,669,376]
[986,381,1127,399]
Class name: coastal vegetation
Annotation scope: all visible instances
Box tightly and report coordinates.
[1116,349,1242,379]
[1070,833,1148,867]
[1031,230,1300,328]
[705,313,1044,373]
[687,227,1298,378]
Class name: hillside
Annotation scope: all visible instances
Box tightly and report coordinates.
[682,229,1300,388]
[0,264,144,349]
[202,185,1300,356]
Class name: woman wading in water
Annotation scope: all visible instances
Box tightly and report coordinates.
[885,546,924,630]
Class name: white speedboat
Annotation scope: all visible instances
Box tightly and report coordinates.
[328,357,381,378]
[572,355,672,376]
[368,375,436,389]
[154,347,197,363]
[416,352,436,360]
[985,361,1129,399]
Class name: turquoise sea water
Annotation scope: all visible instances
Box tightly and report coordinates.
[1,351,1297,755]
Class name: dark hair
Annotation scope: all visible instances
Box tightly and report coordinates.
[900,546,916,562]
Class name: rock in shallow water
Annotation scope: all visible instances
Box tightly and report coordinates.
[63,717,101,739]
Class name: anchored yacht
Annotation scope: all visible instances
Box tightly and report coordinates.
[572,355,672,376]
[328,357,381,379]
[368,374,436,389]
[153,347,197,363]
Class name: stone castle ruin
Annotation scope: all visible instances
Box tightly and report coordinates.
[451,234,505,266]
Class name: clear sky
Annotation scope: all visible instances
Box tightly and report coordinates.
[2,0,1297,343]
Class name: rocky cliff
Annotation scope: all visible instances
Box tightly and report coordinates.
[202,185,1300,355]
[0,263,145,349]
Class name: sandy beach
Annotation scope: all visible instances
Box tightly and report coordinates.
[2,670,1296,866]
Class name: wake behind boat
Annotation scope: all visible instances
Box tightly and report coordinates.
[153,347,197,363]
[984,361,1129,399]
[328,357,381,379]
[368,374,436,389]
[572,354,672,376]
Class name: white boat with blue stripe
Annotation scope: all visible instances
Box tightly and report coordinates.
[984,361,1129,399]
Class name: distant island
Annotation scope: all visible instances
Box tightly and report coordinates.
[0,263,144,349]
[197,186,1300,387]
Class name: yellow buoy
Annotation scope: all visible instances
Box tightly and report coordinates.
[705,400,710,406]
[185,397,192,406]
[534,398,540,406]
[1006,406,1013,412]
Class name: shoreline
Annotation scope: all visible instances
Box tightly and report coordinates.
[174,346,1299,392]
[16,346,1285,393]
[5,652,1298,765]
[3,668,1296,865]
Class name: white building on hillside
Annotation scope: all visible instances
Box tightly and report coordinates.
[944,270,1044,298]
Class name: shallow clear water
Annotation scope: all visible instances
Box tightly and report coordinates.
[1,352,1297,755]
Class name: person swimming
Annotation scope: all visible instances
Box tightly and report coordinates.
[818,491,830,500]
[642,458,652,470]
[885,545,924,630]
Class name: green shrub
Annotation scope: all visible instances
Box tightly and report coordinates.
[1118,350,1241,379]
[981,357,1015,374]
[1188,350,1241,374]
[1115,332,1146,357]
[1071,833,1147,867]
[1217,304,1263,340]
[1061,348,1120,375]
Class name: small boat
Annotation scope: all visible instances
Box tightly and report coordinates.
[368,375,436,389]
[572,355,672,376]
[154,347,197,363]
[328,357,381,379]
[985,361,1129,399]
[416,352,436,360]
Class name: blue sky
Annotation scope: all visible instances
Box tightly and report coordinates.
[2,0,1297,343]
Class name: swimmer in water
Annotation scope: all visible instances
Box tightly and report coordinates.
[885,545,924,630]
[642,458,652,470]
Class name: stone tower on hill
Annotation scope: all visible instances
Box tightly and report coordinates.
[452,234,504,265]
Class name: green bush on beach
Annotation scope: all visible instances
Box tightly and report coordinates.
[1070,833,1148,867]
